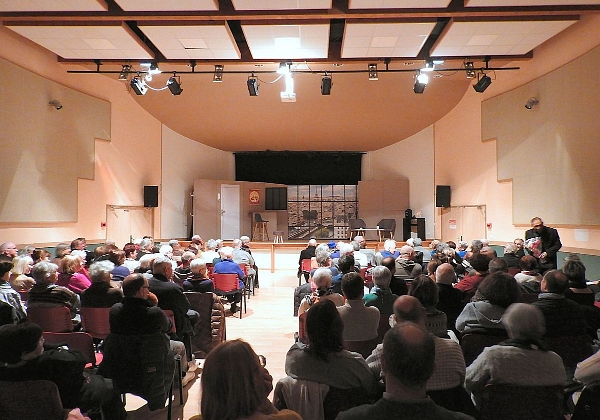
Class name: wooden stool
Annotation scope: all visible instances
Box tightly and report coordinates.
[252,214,269,241]
[273,231,284,243]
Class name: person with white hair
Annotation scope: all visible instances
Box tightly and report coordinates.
[363,266,397,317]
[232,238,256,277]
[381,240,400,259]
[213,247,245,314]
[0,242,18,263]
[136,237,154,261]
[352,241,369,268]
[354,235,375,266]
[298,238,317,282]
[465,303,565,408]
[200,239,220,264]
[191,234,204,251]
[298,267,344,315]
[81,260,123,308]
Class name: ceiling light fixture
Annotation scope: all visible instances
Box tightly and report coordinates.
[167,73,183,95]
[213,65,223,83]
[321,73,332,95]
[473,73,492,93]
[280,72,296,102]
[247,74,259,96]
[525,97,539,109]
[421,60,434,72]
[465,62,476,79]
[130,76,147,95]
[413,72,429,94]
[118,64,130,81]
[368,64,378,81]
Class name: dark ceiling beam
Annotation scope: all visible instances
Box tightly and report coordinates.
[1,5,599,22]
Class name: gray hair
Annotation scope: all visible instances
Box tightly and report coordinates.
[308,238,317,247]
[181,251,196,263]
[503,303,545,340]
[351,241,360,251]
[384,239,397,252]
[138,253,156,269]
[139,238,153,251]
[152,255,172,273]
[413,238,422,247]
[89,260,115,283]
[240,236,250,244]
[206,239,217,250]
[339,242,354,255]
[504,243,517,254]
[315,249,331,266]
[219,246,234,259]
[371,266,392,289]
[471,239,483,253]
[31,261,59,284]
[232,238,242,248]
[190,258,207,274]
[159,244,173,255]
[312,268,332,290]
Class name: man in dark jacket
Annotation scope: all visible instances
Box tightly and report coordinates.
[525,217,562,273]
[298,238,317,282]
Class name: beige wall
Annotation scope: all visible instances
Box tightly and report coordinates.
[0,26,162,245]
[434,14,600,251]
[161,126,234,239]
[364,125,435,239]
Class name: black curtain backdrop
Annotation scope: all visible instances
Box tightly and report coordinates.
[234,152,363,185]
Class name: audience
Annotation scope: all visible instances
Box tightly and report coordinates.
[298,267,344,316]
[338,272,380,341]
[9,255,35,292]
[213,246,245,313]
[395,245,423,279]
[363,266,398,317]
[562,258,595,306]
[122,242,140,272]
[456,272,521,335]
[465,303,565,408]
[183,259,215,293]
[0,322,126,419]
[409,275,448,338]
[502,243,521,268]
[331,254,356,294]
[380,256,409,297]
[532,269,587,338]
[339,321,474,419]
[28,261,80,318]
[454,253,491,301]
[0,242,18,263]
[195,339,301,420]
[57,254,92,294]
[108,249,130,281]
[173,251,196,286]
[285,299,375,394]
[80,260,124,308]
[354,235,375,266]
[0,261,27,323]
[435,263,464,333]
[298,238,317,282]
[514,255,543,292]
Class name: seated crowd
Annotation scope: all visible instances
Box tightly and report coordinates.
[1,217,600,419]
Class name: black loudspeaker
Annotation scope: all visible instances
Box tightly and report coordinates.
[436,185,451,208]
[144,186,159,208]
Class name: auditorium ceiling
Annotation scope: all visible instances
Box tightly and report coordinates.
[1,0,598,151]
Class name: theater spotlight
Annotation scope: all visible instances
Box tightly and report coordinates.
[247,75,259,96]
[118,64,130,81]
[167,74,183,95]
[473,73,492,93]
[525,97,539,109]
[465,62,476,79]
[130,77,147,95]
[213,65,223,83]
[321,73,332,95]
[413,72,429,94]
[368,64,378,81]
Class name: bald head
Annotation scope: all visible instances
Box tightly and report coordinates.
[435,263,456,285]
[393,295,426,326]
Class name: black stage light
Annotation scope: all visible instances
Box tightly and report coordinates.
[167,76,183,95]
[247,77,259,96]
[130,77,147,95]
[473,74,492,93]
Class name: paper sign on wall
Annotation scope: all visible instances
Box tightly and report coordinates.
[449,219,457,229]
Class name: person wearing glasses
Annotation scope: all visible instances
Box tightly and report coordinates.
[525,217,562,273]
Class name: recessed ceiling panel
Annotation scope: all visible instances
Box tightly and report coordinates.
[4,23,154,60]
[466,0,600,5]
[342,22,436,58]
[431,19,577,56]
[139,24,240,59]
[0,0,107,11]
[349,0,451,8]
[242,24,329,59]
[232,0,331,9]
[113,0,218,11]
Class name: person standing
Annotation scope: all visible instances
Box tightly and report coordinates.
[525,217,562,273]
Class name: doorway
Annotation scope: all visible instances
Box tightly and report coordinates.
[106,206,154,247]
[220,184,240,240]
[440,205,486,244]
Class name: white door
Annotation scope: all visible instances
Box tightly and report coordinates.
[106,206,154,247]
[221,184,240,240]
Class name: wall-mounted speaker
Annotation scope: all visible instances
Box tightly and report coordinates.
[436,185,451,208]
[144,185,159,208]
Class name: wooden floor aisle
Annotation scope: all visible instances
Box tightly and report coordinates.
[125,268,300,420]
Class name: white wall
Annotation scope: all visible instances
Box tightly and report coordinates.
[160,125,234,239]
[363,126,435,239]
